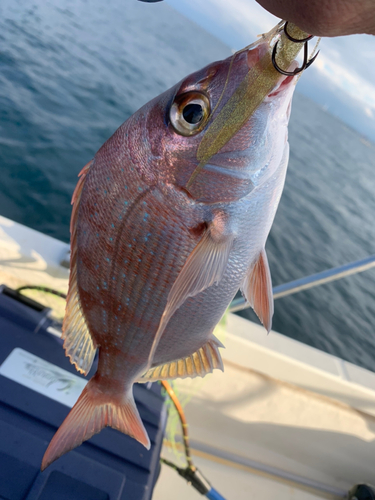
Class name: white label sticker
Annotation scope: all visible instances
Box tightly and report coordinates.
[0,348,88,408]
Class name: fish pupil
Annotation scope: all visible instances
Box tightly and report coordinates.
[182,103,203,124]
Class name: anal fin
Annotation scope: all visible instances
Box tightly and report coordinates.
[139,336,224,382]
[241,248,274,333]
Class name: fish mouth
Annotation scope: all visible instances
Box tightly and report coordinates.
[190,33,297,188]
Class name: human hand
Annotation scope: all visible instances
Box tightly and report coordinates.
[256,0,375,36]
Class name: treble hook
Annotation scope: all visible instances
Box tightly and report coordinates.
[272,21,319,76]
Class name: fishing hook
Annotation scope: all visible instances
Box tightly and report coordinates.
[272,21,319,76]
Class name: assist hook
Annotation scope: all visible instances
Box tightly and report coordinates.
[272,21,320,76]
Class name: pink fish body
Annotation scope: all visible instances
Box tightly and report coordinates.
[42,26,298,469]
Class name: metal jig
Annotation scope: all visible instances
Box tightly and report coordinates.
[272,21,319,76]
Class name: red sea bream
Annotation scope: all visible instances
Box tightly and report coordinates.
[42,24,301,469]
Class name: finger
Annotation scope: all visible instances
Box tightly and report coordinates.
[256,0,375,36]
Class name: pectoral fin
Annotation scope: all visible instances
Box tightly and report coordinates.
[147,221,234,366]
[140,336,224,381]
[241,248,273,332]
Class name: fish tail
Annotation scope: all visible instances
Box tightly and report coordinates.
[41,376,150,471]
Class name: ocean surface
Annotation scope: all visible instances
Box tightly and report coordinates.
[1,0,375,370]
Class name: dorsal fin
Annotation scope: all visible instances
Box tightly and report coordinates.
[139,336,224,382]
[62,160,97,375]
[241,248,274,333]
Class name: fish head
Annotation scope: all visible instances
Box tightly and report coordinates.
[119,27,298,203]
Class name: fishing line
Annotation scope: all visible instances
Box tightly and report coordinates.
[161,380,194,468]
[160,380,227,499]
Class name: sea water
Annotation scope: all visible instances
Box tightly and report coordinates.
[1,0,374,370]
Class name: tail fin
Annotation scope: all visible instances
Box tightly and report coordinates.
[41,377,150,471]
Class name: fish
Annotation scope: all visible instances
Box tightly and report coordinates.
[41,22,305,470]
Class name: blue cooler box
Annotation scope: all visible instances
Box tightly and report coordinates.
[0,285,166,500]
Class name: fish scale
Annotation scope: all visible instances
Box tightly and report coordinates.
[79,184,197,357]
[42,22,301,470]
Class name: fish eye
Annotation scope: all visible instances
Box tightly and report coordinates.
[170,91,210,136]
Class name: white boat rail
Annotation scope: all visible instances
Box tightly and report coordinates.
[230,255,375,312]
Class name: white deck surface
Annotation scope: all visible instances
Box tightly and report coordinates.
[225,314,375,416]
[153,330,375,499]
[0,215,69,291]
[1,215,375,499]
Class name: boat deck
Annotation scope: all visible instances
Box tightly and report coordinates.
[1,215,374,499]
[154,315,375,499]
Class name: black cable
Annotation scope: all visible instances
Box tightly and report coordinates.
[16,286,67,300]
